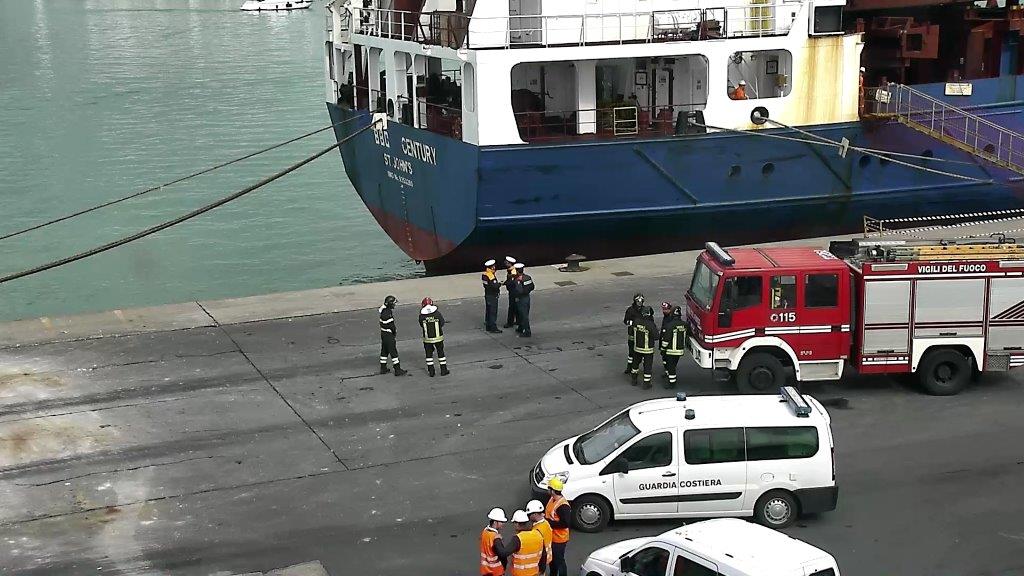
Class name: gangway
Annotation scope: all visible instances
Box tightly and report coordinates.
[869,82,1024,176]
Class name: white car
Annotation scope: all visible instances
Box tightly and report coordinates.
[581,518,840,576]
[530,388,837,531]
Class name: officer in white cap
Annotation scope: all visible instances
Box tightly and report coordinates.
[482,259,502,333]
[480,507,509,575]
[503,256,518,329]
[511,262,534,337]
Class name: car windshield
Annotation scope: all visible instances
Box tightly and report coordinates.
[574,409,640,465]
[688,259,721,310]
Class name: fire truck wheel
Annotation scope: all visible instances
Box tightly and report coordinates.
[918,348,971,396]
[736,353,787,394]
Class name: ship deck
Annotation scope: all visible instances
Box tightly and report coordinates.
[2,221,1024,575]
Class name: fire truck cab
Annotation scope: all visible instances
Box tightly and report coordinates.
[686,239,1024,395]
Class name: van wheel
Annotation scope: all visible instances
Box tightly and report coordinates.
[754,490,797,529]
[736,353,786,394]
[572,495,611,532]
[918,349,970,396]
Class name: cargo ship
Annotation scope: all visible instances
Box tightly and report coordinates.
[323,0,1024,273]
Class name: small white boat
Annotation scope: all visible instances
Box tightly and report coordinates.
[240,0,311,11]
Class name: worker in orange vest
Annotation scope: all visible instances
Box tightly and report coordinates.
[506,510,546,576]
[545,477,572,576]
[730,80,748,100]
[526,500,552,575]
[480,508,508,576]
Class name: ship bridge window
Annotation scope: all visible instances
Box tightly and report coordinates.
[727,50,792,100]
[511,55,708,142]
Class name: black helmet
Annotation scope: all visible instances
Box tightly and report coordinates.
[633,292,645,306]
[672,306,683,319]
[642,305,654,318]
[384,295,397,308]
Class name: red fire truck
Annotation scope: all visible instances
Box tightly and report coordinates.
[685,238,1024,395]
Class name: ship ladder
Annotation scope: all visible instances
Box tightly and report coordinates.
[868,82,1024,176]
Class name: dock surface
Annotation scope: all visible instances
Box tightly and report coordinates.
[2,231,1024,575]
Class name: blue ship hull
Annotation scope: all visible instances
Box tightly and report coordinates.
[329,77,1024,273]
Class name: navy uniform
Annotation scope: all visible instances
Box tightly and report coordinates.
[660,306,687,388]
[482,259,502,333]
[622,293,645,374]
[630,306,657,389]
[379,295,407,376]
[503,256,518,329]
[419,297,449,377]
[511,262,534,337]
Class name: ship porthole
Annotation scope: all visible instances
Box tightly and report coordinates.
[729,165,741,177]
[859,155,871,168]
[922,149,934,158]
[761,162,775,176]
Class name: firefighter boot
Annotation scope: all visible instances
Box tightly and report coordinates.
[428,365,436,377]
[393,364,408,377]
[380,363,390,375]
[440,365,450,376]
[631,372,639,386]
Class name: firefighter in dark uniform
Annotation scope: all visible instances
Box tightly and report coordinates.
[630,306,657,389]
[503,256,518,329]
[482,259,502,333]
[659,301,673,379]
[512,262,534,337]
[622,293,645,374]
[379,295,407,376]
[419,297,449,377]
[660,306,687,388]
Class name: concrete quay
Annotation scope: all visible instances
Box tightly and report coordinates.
[1,230,1023,575]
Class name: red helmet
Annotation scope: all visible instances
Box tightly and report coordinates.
[421,297,433,307]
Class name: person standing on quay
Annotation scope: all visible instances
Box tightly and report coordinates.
[622,293,645,374]
[379,295,407,376]
[545,477,571,576]
[482,259,503,333]
[660,306,687,388]
[419,297,449,377]
[512,262,534,337]
[503,256,518,329]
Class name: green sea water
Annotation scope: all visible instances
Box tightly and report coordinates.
[0,0,419,322]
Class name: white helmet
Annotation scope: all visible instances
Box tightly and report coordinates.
[525,500,545,514]
[488,507,508,522]
[511,509,530,523]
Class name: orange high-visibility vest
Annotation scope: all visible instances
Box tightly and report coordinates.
[533,519,553,565]
[511,530,544,576]
[545,495,570,543]
[480,527,504,575]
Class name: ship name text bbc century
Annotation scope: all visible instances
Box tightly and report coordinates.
[373,126,438,167]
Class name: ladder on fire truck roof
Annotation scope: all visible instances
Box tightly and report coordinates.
[869,82,1024,176]
[832,235,1024,262]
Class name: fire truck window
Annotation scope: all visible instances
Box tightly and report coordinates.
[771,275,796,309]
[725,276,762,310]
[805,274,839,308]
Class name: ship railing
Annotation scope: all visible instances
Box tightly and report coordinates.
[350,3,801,49]
[348,86,388,114]
[870,82,1024,175]
[417,98,463,140]
[513,104,703,142]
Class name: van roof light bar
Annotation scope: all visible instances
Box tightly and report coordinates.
[705,242,735,266]
[780,386,811,417]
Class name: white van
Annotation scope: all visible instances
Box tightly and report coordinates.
[529,387,836,531]
[581,518,841,576]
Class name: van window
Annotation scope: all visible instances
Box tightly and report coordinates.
[630,546,671,576]
[683,428,744,465]
[674,556,719,576]
[575,409,639,464]
[619,432,673,470]
[806,273,839,308]
[746,426,819,461]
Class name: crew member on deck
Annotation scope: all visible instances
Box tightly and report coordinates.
[730,80,748,100]
[483,259,503,333]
